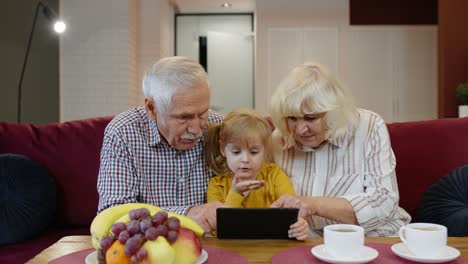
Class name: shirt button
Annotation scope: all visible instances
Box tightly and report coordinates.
[179,177,185,183]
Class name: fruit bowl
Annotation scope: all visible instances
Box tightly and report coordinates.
[89,204,205,264]
[84,249,208,264]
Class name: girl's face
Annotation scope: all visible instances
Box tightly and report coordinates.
[221,137,265,180]
[287,113,327,148]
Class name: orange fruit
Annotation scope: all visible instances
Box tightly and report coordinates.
[106,240,131,264]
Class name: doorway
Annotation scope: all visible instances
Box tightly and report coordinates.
[175,14,254,114]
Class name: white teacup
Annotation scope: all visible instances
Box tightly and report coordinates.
[399,223,447,257]
[324,224,364,259]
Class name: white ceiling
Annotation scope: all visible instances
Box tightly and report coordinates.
[172,0,255,13]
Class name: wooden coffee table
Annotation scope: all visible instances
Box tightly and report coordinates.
[27,236,468,264]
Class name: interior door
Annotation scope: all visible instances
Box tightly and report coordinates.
[207,31,254,114]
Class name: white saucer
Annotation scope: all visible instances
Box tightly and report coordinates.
[391,243,460,263]
[311,244,379,264]
[85,249,208,264]
[84,250,97,264]
[196,249,208,264]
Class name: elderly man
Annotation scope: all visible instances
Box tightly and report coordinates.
[97,56,225,232]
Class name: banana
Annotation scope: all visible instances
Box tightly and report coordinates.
[90,203,161,249]
[112,208,205,238]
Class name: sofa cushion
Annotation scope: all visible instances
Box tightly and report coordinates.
[0,116,113,227]
[387,117,468,219]
[417,165,468,236]
[0,154,56,245]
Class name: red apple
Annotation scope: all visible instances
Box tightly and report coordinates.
[171,227,202,264]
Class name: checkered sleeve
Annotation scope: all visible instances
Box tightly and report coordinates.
[161,206,191,215]
[97,126,138,213]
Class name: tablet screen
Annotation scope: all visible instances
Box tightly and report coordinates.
[216,208,299,239]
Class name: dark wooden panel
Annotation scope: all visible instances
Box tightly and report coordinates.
[438,0,468,118]
[350,0,437,25]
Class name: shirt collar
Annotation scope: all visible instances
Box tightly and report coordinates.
[147,117,162,146]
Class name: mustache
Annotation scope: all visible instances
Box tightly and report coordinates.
[181,133,202,140]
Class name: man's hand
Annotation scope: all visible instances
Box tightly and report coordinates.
[231,175,265,194]
[186,201,229,233]
[270,194,317,218]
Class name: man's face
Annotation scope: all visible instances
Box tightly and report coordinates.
[147,83,210,151]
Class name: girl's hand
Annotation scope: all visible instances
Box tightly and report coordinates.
[231,175,265,194]
[288,217,309,241]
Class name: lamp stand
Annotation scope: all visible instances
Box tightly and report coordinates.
[17,2,59,123]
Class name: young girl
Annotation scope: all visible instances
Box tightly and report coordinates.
[205,108,309,240]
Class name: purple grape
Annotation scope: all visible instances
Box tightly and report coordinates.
[124,239,139,256]
[140,218,152,233]
[124,234,145,256]
[155,224,168,237]
[129,208,151,220]
[135,247,148,260]
[166,230,178,243]
[130,255,138,264]
[167,217,180,231]
[111,222,127,236]
[128,209,139,220]
[118,230,130,244]
[139,208,150,218]
[127,220,140,236]
[152,211,168,226]
[100,236,115,251]
[145,226,159,240]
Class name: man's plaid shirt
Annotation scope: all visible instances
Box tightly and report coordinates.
[97,107,223,214]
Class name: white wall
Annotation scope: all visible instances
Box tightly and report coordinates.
[60,0,174,121]
[256,0,349,115]
[255,0,437,122]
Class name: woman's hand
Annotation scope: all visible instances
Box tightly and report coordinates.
[288,217,309,241]
[270,194,317,217]
[273,195,358,225]
[231,175,265,194]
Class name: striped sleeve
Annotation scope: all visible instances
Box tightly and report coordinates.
[341,114,400,232]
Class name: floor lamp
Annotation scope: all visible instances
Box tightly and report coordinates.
[17,1,66,123]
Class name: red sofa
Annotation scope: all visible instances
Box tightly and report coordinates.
[1,116,468,263]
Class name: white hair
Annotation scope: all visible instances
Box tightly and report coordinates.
[270,62,358,149]
[142,56,209,113]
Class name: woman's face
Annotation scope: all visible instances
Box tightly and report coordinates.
[287,113,327,148]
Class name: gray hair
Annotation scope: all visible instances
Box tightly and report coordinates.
[142,56,209,113]
[270,62,358,149]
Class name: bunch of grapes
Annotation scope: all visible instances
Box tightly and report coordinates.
[99,208,181,263]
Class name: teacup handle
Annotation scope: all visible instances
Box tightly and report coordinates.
[399,226,407,244]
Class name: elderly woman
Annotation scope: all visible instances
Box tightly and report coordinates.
[269,62,411,236]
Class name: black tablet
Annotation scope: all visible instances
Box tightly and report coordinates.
[216,208,299,239]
